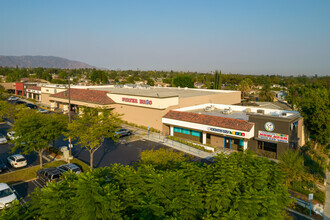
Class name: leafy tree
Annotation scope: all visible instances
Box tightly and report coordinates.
[172,75,194,88]
[5,150,291,219]
[279,150,306,186]
[0,101,13,122]
[297,85,329,146]
[238,78,253,99]
[10,110,67,168]
[213,70,222,89]
[65,109,121,170]
[146,78,154,86]
[138,148,191,170]
[259,83,275,101]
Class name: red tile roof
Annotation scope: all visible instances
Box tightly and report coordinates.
[27,86,41,91]
[50,88,115,105]
[163,110,254,131]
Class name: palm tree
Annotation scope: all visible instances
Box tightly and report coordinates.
[259,83,275,101]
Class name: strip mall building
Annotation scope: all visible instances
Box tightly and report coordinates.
[1,82,305,159]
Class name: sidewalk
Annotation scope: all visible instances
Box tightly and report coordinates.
[324,169,330,220]
[121,124,234,160]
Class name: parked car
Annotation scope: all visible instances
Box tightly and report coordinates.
[37,167,63,183]
[38,108,49,114]
[7,154,27,168]
[0,183,17,209]
[57,163,82,174]
[14,100,26,105]
[25,103,38,109]
[0,134,7,144]
[0,160,7,173]
[7,96,18,101]
[6,131,16,141]
[115,128,132,137]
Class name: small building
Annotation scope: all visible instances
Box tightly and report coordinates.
[162,103,305,159]
[48,86,241,131]
[26,86,42,101]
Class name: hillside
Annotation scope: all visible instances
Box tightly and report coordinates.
[0,55,96,69]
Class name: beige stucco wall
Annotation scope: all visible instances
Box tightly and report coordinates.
[41,87,67,106]
[178,91,241,108]
[113,104,166,131]
[0,82,16,90]
[107,94,179,109]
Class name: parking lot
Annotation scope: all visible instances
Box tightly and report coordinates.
[8,136,172,203]
[0,123,43,173]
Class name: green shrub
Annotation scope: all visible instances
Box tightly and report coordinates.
[290,181,325,204]
[122,120,160,133]
[167,136,213,153]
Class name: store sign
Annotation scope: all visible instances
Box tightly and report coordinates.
[122,97,152,105]
[264,122,275,131]
[208,127,245,137]
[258,131,289,143]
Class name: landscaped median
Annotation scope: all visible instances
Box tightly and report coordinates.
[0,159,89,185]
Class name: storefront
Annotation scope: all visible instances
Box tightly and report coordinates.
[49,86,241,131]
[162,103,305,159]
[26,86,42,101]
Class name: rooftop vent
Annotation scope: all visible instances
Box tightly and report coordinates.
[257,109,264,114]
[204,105,215,112]
[223,107,232,114]
[282,112,287,116]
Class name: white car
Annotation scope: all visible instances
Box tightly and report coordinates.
[0,183,17,209]
[7,154,27,168]
[6,131,16,141]
[7,96,18,101]
[0,134,7,144]
[38,108,49,114]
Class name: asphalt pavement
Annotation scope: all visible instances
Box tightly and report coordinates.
[0,123,42,173]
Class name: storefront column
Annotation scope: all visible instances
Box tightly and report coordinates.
[170,126,174,136]
[50,102,57,111]
[202,132,207,145]
[63,104,69,113]
[243,140,248,151]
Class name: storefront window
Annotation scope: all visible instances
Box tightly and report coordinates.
[182,129,190,135]
[174,127,181,133]
[264,142,277,153]
[191,131,201,137]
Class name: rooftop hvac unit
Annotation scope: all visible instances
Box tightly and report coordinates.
[282,112,287,116]
[257,109,264,114]
[222,107,232,114]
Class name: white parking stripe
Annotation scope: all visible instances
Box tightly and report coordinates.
[31,180,41,188]
[32,180,44,188]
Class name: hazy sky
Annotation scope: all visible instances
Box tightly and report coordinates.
[1,0,329,75]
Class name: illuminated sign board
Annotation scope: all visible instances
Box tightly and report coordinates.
[258,131,289,143]
[122,97,152,105]
[208,127,245,137]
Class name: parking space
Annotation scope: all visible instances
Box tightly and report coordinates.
[72,138,170,168]
[0,123,43,174]
[12,179,44,203]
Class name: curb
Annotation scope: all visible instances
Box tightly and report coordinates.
[10,178,38,187]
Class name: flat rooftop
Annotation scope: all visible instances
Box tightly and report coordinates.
[93,87,235,98]
[187,108,250,121]
[177,103,300,120]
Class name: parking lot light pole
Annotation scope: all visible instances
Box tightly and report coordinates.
[68,77,72,162]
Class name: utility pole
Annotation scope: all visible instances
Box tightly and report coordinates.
[68,76,73,162]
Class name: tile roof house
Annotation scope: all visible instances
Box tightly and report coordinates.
[50,88,114,105]
[163,110,254,132]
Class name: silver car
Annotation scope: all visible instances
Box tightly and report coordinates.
[57,163,82,174]
[0,183,17,209]
[0,134,7,144]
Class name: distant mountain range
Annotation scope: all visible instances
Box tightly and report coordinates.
[0,55,96,69]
